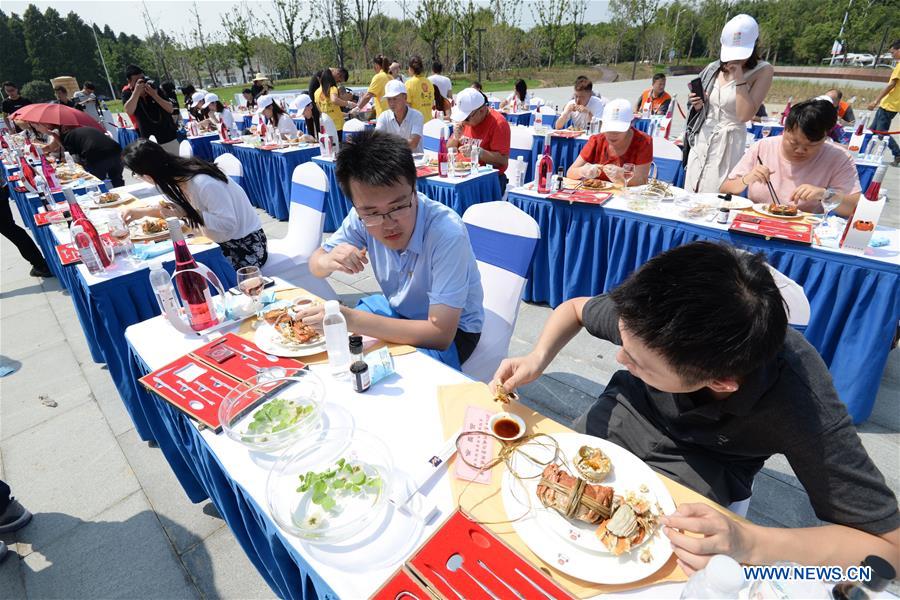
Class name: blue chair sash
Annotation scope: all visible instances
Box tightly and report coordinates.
[290,181,326,212]
[465,222,537,278]
[653,158,683,185]
[423,135,441,152]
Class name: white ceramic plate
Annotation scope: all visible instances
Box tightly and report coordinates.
[501,432,676,585]
[84,193,133,209]
[255,321,326,358]
[752,203,805,220]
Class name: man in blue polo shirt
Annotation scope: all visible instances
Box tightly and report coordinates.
[304,129,483,368]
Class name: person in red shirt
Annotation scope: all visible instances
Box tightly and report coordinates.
[567,98,653,186]
[448,87,511,187]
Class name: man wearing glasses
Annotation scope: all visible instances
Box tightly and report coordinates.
[304,129,484,369]
[447,88,511,189]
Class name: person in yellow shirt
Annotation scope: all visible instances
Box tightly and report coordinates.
[352,54,392,118]
[866,40,900,166]
[315,68,354,137]
[405,55,435,123]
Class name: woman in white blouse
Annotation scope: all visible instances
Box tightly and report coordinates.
[202,93,238,137]
[257,94,298,139]
[120,139,267,269]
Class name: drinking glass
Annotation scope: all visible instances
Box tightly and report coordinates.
[237,266,264,310]
[107,211,135,264]
[623,163,635,187]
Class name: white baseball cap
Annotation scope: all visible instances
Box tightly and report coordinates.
[191,91,206,104]
[256,95,275,113]
[451,88,489,122]
[291,94,312,111]
[203,93,219,104]
[600,98,634,133]
[720,14,759,63]
[383,79,407,99]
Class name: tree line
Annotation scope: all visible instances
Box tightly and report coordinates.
[1,0,896,101]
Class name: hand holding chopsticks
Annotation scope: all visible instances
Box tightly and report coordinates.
[755,155,781,206]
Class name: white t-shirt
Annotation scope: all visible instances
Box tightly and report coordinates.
[272,113,298,138]
[428,74,452,99]
[182,174,262,243]
[565,95,607,129]
[505,92,531,111]
[375,106,424,152]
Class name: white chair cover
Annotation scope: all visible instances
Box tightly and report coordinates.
[422,119,448,154]
[263,162,337,299]
[768,266,810,327]
[178,140,193,158]
[460,201,541,382]
[342,118,368,143]
[213,153,243,184]
[505,126,535,193]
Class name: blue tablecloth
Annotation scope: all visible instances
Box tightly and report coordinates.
[529,134,588,182]
[747,123,784,139]
[125,348,338,599]
[504,112,534,126]
[210,142,321,220]
[507,190,900,423]
[857,162,877,190]
[311,156,353,233]
[634,118,651,133]
[188,134,217,161]
[313,156,502,230]
[117,127,139,148]
[416,171,503,216]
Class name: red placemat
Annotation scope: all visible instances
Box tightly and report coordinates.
[407,510,574,599]
[416,166,439,178]
[729,213,812,244]
[258,143,282,151]
[219,139,243,145]
[139,333,307,431]
[549,189,612,205]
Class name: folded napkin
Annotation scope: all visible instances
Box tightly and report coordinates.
[133,240,173,260]
[224,290,277,321]
[869,234,890,248]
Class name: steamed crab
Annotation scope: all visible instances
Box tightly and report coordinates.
[595,492,658,556]
[574,445,612,482]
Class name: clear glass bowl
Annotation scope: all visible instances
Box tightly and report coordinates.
[266,428,393,544]
[218,368,326,453]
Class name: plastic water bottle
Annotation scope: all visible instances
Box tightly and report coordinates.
[71,224,105,275]
[516,155,525,187]
[869,136,885,162]
[149,261,180,318]
[322,300,351,378]
[680,555,744,599]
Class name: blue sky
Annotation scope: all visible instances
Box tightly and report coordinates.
[3,0,614,39]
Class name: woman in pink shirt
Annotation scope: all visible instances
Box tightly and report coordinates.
[721,99,861,216]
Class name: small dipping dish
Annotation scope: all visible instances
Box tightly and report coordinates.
[489,412,526,441]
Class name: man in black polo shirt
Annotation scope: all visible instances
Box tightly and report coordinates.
[34,124,125,188]
[493,242,899,573]
[121,65,178,154]
[2,81,32,131]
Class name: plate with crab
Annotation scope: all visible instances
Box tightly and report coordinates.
[500,432,676,584]
[254,299,327,357]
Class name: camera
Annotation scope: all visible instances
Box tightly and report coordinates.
[139,78,157,89]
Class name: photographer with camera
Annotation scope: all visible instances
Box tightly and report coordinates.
[73,82,101,122]
[122,64,179,154]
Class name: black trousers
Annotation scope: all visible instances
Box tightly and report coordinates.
[1,185,48,268]
[0,479,10,514]
[85,154,125,188]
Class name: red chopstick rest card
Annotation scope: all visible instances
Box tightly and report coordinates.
[55,243,82,265]
[729,213,812,244]
[35,209,70,226]
[407,510,574,600]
